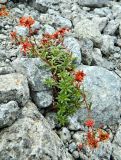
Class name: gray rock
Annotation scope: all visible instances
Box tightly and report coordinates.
[92,141,112,160]
[112,124,121,160]
[79,152,89,160]
[94,7,112,17]
[72,130,112,159]
[73,131,85,144]
[92,17,108,32]
[55,15,72,28]
[11,7,24,16]
[91,48,104,66]
[68,115,82,131]
[39,14,55,25]
[104,20,119,35]
[63,37,81,65]
[0,101,73,160]
[80,39,93,65]
[32,91,53,109]
[80,141,112,160]
[43,24,55,34]
[0,73,30,106]
[36,0,60,7]
[0,50,7,61]
[0,101,20,129]
[101,35,116,56]
[118,22,121,37]
[74,19,102,46]
[74,66,121,125]
[68,142,77,153]
[12,58,52,91]
[15,26,29,37]
[117,39,121,47]
[32,3,48,13]
[79,0,111,8]
[72,151,79,159]
[31,21,41,32]
[45,112,57,129]
[0,34,7,41]
[39,14,72,28]
[112,4,121,18]
[59,127,71,143]
[0,61,15,75]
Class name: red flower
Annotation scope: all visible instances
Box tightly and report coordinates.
[98,129,110,141]
[20,39,33,55]
[57,28,69,36]
[74,70,86,82]
[84,119,95,128]
[87,131,99,148]
[10,31,17,40]
[19,16,35,28]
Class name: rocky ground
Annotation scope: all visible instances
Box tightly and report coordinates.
[0,0,121,159]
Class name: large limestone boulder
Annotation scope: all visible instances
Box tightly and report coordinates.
[0,101,73,160]
[0,73,30,106]
[71,66,121,126]
[74,19,102,47]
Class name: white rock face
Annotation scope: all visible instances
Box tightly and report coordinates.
[0,101,73,160]
[71,66,121,126]
[0,73,30,106]
[74,19,102,46]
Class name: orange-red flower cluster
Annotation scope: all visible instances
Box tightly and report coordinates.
[0,6,9,16]
[19,16,35,28]
[87,131,99,148]
[20,39,33,55]
[74,70,86,82]
[41,28,69,46]
[85,119,95,128]
[98,129,110,141]
[86,129,110,149]
[52,28,69,39]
